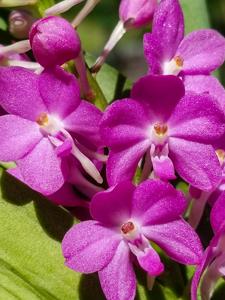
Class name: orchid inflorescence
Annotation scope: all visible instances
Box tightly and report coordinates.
[0,0,225,299]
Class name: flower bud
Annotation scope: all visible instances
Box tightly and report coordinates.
[9,10,35,39]
[29,16,81,68]
[119,0,157,29]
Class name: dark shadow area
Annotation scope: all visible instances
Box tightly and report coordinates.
[197,204,214,248]
[1,170,34,206]
[79,273,105,300]
[212,282,225,300]
[0,169,74,242]
[34,198,74,242]
[114,73,127,100]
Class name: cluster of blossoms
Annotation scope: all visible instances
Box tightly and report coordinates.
[1,0,225,299]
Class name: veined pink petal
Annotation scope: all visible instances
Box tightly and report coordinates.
[177,29,225,74]
[0,115,42,161]
[210,192,225,234]
[64,100,103,147]
[38,66,81,119]
[90,181,135,227]
[106,140,150,186]
[131,179,186,226]
[183,75,225,111]
[144,0,184,70]
[62,220,121,273]
[17,137,65,195]
[143,219,203,265]
[0,67,47,120]
[169,138,222,191]
[100,98,150,149]
[168,92,225,143]
[99,240,136,300]
[131,75,185,122]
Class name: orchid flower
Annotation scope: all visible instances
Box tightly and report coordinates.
[192,192,225,300]
[63,180,203,300]
[144,0,225,106]
[0,66,103,195]
[100,75,225,191]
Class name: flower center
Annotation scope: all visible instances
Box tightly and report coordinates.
[163,55,184,76]
[121,221,135,234]
[36,112,63,136]
[153,123,168,137]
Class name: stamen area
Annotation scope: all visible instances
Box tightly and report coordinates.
[121,221,139,240]
[121,221,135,234]
[163,55,184,76]
[36,112,49,126]
[153,123,168,137]
[36,112,63,135]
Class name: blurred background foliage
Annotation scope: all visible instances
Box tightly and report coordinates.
[0,0,225,84]
[0,0,225,81]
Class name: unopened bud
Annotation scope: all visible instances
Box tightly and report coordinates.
[9,10,35,39]
[29,16,81,68]
[119,0,157,29]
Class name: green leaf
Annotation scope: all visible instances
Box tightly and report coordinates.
[180,0,210,33]
[35,0,55,16]
[0,167,81,300]
[86,54,132,105]
[0,17,7,31]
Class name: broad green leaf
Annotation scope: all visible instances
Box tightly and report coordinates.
[0,167,80,300]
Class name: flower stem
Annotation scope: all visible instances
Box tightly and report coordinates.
[91,20,126,73]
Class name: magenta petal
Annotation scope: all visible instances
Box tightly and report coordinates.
[131,179,186,226]
[0,115,42,161]
[100,99,150,149]
[143,33,164,74]
[38,66,80,119]
[90,181,135,226]
[191,247,212,300]
[0,67,47,120]
[177,29,225,74]
[168,92,225,143]
[152,154,176,180]
[169,138,222,191]
[17,137,65,195]
[143,219,203,265]
[134,245,164,276]
[183,75,225,111]
[64,100,103,147]
[99,240,136,300]
[106,140,150,186]
[144,0,184,68]
[131,75,185,122]
[210,192,225,234]
[62,220,121,273]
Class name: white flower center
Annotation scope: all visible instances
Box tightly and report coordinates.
[36,112,63,136]
[163,56,184,76]
[121,221,140,241]
[149,123,168,145]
